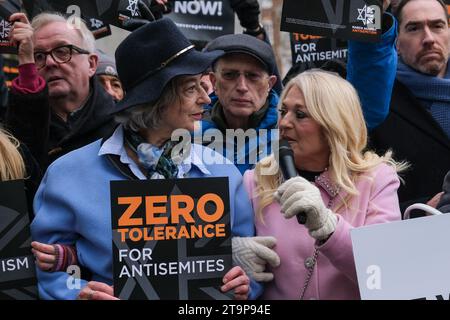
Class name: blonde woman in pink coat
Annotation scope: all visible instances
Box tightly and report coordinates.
[242,70,407,299]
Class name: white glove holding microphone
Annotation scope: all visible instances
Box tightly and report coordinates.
[232,236,280,282]
[275,176,338,241]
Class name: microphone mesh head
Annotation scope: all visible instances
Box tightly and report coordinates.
[279,139,294,158]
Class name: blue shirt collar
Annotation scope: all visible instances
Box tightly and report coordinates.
[99,126,210,179]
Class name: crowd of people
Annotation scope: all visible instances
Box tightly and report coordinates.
[0,0,449,300]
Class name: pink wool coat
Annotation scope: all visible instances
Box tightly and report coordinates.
[243,163,401,300]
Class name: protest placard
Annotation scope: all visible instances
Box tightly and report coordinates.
[289,32,347,70]
[281,0,382,42]
[352,214,450,300]
[0,180,38,300]
[0,0,21,54]
[167,0,234,43]
[22,0,111,39]
[111,177,232,300]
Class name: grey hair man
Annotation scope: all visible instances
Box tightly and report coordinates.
[6,12,116,168]
[199,34,279,174]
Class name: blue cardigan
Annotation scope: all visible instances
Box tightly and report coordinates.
[31,140,262,300]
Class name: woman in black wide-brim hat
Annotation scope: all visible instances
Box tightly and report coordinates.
[30,18,261,300]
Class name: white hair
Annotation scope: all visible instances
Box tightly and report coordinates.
[31,12,96,52]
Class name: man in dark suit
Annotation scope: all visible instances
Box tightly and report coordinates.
[369,0,450,212]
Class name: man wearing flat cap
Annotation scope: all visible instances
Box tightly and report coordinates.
[199,34,279,174]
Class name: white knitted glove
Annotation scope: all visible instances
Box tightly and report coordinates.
[275,176,338,240]
[232,236,280,282]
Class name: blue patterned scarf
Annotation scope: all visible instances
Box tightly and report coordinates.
[396,59,450,138]
[124,129,179,179]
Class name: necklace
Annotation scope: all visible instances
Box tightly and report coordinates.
[298,185,338,300]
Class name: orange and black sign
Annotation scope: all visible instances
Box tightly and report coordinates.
[110,177,232,300]
[289,32,347,72]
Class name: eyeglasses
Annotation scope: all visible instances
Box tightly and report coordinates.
[219,70,267,83]
[34,45,90,69]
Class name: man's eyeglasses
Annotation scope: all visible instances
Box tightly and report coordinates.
[34,44,90,69]
[219,70,267,83]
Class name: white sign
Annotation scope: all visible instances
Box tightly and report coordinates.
[351,214,450,300]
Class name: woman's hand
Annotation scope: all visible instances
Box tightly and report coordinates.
[232,236,280,282]
[275,176,338,241]
[78,281,119,300]
[221,266,250,300]
[31,241,57,271]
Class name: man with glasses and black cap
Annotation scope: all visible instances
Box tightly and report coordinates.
[6,12,116,169]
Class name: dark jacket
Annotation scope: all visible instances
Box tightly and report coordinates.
[369,80,450,212]
[19,143,42,220]
[437,171,450,213]
[6,76,116,169]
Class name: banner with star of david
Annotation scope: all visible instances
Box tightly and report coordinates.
[0,180,38,300]
[110,177,232,300]
[22,0,112,39]
[281,0,382,42]
[0,0,21,53]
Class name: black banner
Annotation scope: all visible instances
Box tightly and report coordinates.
[94,0,152,29]
[0,0,21,54]
[167,0,234,43]
[0,180,38,300]
[111,177,232,300]
[22,0,112,39]
[281,0,382,42]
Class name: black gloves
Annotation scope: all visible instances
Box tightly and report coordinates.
[149,0,173,20]
[122,0,172,31]
[229,0,261,32]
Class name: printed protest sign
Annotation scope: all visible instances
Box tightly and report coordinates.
[22,0,111,39]
[93,0,164,31]
[111,177,232,300]
[0,0,21,54]
[281,0,382,42]
[351,214,450,300]
[289,32,347,70]
[96,0,149,28]
[167,0,234,43]
[0,180,38,300]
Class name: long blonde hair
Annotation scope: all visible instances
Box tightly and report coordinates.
[253,70,407,218]
[0,128,26,181]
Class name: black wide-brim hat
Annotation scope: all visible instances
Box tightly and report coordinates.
[112,18,224,114]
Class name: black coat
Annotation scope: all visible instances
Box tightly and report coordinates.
[437,171,450,213]
[6,76,116,169]
[19,143,42,221]
[369,80,450,212]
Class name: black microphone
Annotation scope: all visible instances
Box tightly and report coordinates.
[278,140,307,224]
